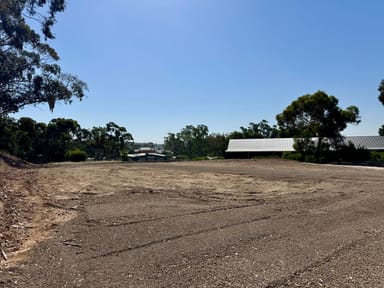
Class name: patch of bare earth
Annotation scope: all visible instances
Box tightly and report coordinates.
[1,159,384,287]
[0,159,78,285]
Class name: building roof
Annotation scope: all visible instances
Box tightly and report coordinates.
[227,138,295,152]
[345,136,384,150]
[226,136,384,153]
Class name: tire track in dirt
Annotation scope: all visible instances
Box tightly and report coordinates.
[98,202,267,228]
[264,232,380,288]
[91,215,272,259]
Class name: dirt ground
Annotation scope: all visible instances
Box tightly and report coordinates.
[1,159,384,287]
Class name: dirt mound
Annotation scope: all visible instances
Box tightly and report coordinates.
[0,152,31,169]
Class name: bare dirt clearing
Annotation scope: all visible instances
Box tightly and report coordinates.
[1,159,384,287]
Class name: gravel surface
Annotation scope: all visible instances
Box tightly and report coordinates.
[1,159,384,287]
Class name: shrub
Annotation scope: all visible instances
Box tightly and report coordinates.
[175,154,189,161]
[282,152,303,161]
[370,151,384,162]
[193,157,207,161]
[66,149,87,162]
[336,144,370,162]
[121,152,129,161]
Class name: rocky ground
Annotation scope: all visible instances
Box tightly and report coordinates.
[1,158,384,287]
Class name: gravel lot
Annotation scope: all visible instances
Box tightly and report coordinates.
[1,159,384,287]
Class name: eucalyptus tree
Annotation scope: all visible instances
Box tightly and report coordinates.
[164,125,210,159]
[0,0,87,115]
[89,123,133,160]
[276,91,360,162]
[105,122,133,159]
[46,118,80,162]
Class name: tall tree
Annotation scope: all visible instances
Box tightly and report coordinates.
[205,133,228,157]
[46,118,80,162]
[0,115,17,151]
[0,0,87,115]
[164,133,185,156]
[165,125,209,159]
[276,91,360,162]
[105,122,133,159]
[178,125,209,158]
[11,117,38,161]
[88,122,133,160]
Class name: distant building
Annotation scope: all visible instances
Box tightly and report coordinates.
[127,147,168,162]
[226,136,384,158]
[134,147,157,154]
[127,153,168,162]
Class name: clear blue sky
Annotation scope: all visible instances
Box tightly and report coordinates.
[14,0,384,143]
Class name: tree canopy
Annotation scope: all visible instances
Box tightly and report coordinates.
[164,124,228,159]
[228,120,278,139]
[0,117,133,162]
[379,125,384,136]
[276,91,360,138]
[276,91,360,162]
[0,0,87,115]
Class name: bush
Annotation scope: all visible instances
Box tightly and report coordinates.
[336,144,370,162]
[193,157,207,161]
[282,152,303,161]
[175,154,189,161]
[370,151,384,162]
[121,152,129,161]
[66,149,87,162]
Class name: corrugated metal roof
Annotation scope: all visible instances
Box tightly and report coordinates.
[226,138,295,152]
[345,136,384,150]
[226,136,384,152]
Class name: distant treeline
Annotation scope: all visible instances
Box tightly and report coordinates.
[0,117,133,163]
[163,121,279,160]
[0,116,281,163]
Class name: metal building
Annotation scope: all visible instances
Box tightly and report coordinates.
[226,136,384,154]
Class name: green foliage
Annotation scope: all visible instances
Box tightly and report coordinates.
[229,120,278,139]
[205,133,228,157]
[174,154,190,161]
[282,152,304,161]
[379,125,384,136]
[285,141,371,163]
[370,151,384,162]
[277,91,360,162]
[379,80,384,106]
[165,125,229,159]
[292,138,317,162]
[0,0,87,115]
[66,149,87,162]
[0,117,134,163]
[0,116,17,151]
[336,143,370,162]
[121,152,129,161]
[276,91,360,139]
[46,118,80,162]
[164,125,209,159]
[1,116,48,163]
[88,122,133,160]
[192,157,208,161]
[163,133,184,156]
